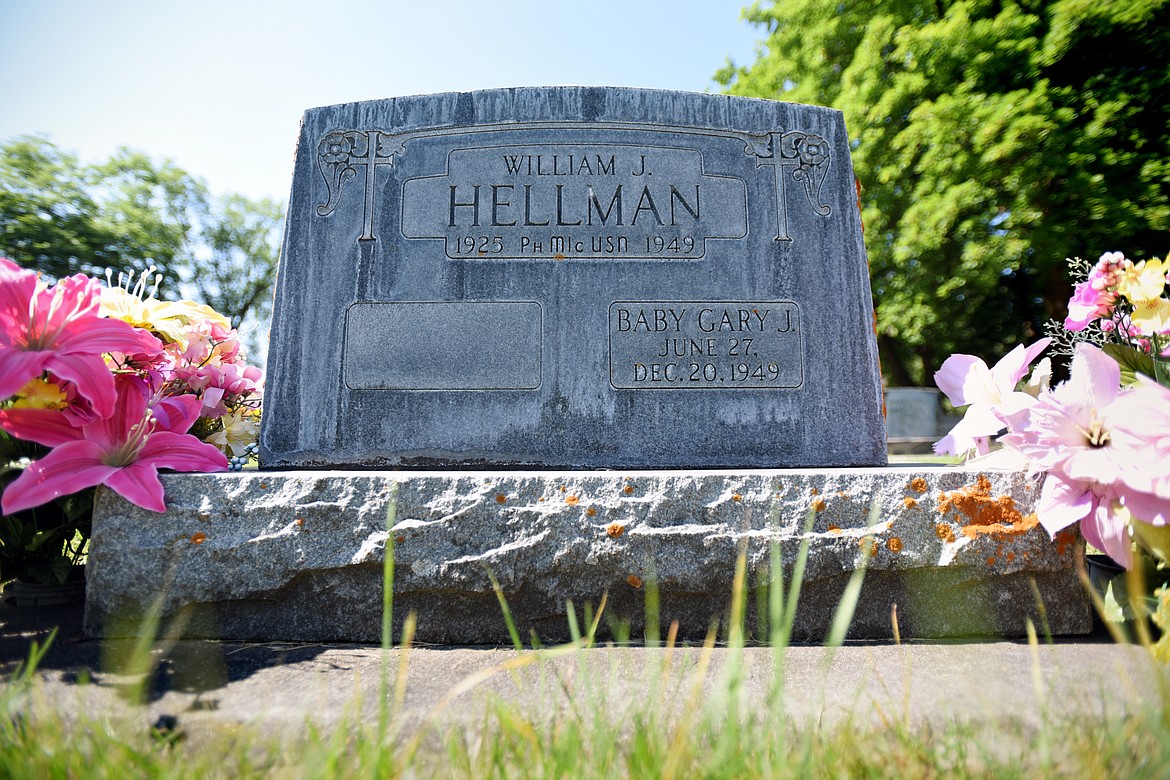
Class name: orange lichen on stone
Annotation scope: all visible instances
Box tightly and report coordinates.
[936,474,1039,539]
[395,535,405,544]
[1007,552,1016,562]
[259,482,269,490]
[810,487,820,496]
[1055,528,1078,556]
[586,507,597,517]
[986,556,997,566]
[566,495,580,506]
[295,517,305,526]
[827,523,841,534]
[909,478,928,494]
[903,497,918,509]
[627,574,643,589]
[607,523,626,539]
[623,485,635,495]
[887,537,903,553]
[190,532,207,545]
[495,493,507,504]
[732,493,743,502]
[837,491,848,499]
[812,498,827,513]
[859,537,878,555]
[935,523,956,543]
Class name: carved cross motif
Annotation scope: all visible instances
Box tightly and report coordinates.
[316,131,401,241]
[746,132,833,241]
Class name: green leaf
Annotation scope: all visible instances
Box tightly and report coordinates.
[1101,343,1157,385]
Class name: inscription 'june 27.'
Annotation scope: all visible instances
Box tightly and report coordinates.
[609,302,803,389]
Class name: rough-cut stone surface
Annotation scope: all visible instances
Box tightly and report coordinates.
[85,467,1091,643]
[262,87,886,469]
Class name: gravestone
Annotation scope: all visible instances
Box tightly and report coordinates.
[261,87,886,469]
[884,387,943,454]
[86,88,1092,644]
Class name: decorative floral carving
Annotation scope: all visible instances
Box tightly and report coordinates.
[798,136,829,167]
[315,131,403,240]
[319,133,355,165]
[745,130,833,240]
[771,131,832,217]
[316,131,371,218]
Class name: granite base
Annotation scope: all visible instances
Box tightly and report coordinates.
[84,467,1092,644]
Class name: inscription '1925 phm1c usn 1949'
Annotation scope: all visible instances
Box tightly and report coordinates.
[260,87,887,469]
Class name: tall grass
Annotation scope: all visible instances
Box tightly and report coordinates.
[3,489,1170,778]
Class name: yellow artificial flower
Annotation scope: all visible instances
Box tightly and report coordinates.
[10,377,68,409]
[1130,296,1170,336]
[1116,257,1169,304]
[100,287,231,348]
[206,408,260,457]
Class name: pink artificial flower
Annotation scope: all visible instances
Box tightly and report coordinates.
[933,337,1051,456]
[1064,280,1114,331]
[1035,473,1134,568]
[1064,251,1128,331]
[0,259,162,417]
[0,375,227,514]
[1113,375,1170,502]
[1001,345,1163,491]
[174,318,241,367]
[170,361,263,418]
[999,344,1170,568]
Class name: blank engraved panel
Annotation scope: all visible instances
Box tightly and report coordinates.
[343,302,542,390]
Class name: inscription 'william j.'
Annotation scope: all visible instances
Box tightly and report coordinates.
[447,152,700,231]
[401,144,748,260]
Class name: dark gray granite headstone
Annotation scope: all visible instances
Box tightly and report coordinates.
[261,87,886,468]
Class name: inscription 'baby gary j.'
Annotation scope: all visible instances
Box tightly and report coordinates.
[262,87,887,468]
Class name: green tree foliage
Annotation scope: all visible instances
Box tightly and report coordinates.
[188,194,283,339]
[0,135,282,363]
[718,0,1170,384]
[0,135,204,285]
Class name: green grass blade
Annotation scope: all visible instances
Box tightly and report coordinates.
[825,497,880,648]
[487,568,526,652]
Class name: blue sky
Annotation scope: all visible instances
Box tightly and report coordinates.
[0,0,766,204]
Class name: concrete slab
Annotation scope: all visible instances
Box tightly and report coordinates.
[4,598,1160,743]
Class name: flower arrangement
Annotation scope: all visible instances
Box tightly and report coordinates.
[934,250,1170,650]
[0,259,261,584]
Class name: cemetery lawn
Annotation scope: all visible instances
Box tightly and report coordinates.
[2,632,1170,779]
[2,528,1163,778]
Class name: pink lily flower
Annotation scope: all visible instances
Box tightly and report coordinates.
[0,375,228,514]
[1000,344,1170,568]
[0,259,162,417]
[933,337,1051,456]
[1035,473,1134,569]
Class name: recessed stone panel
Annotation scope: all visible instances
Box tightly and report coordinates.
[343,302,542,391]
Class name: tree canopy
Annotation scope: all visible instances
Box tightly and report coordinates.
[0,135,283,362]
[718,0,1170,384]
